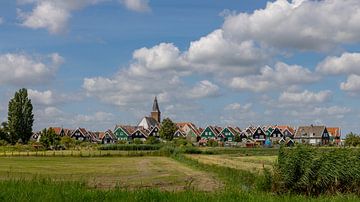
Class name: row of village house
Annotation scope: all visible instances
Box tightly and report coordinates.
[31,98,342,146]
[31,123,341,147]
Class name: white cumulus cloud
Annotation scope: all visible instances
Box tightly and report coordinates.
[340,74,360,92]
[317,52,360,75]
[0,53,63,86]
[222,0,360,51]
[279,90,332,104]
[229,62,319,92]
[187,80,220,99]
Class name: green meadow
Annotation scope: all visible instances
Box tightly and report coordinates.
[0,146,359,201]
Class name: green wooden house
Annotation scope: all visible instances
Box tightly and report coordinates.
[200,126,221,140]
[218,127,238,142]
[113,125,133,141]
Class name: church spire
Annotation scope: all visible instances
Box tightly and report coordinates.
[152,96,160,112]
[151,96,161,123]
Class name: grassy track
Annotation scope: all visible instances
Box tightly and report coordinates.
[0,150,162,157]
[0,156,220,191]
[186,154,276,172]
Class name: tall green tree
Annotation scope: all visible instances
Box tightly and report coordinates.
[159,118,177,141]
[8,88,34,144]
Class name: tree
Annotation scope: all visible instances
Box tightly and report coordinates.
[0,122,10,143]
[39,128,60,149]
[8,88,34,144]
[159,118,177,141]
[60,136,75,149]
[345,132,360,147]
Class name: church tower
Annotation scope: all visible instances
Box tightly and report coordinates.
[151,96,161,123]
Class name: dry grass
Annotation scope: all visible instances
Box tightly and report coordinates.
[186,154,277,173]
[0,156,221,191]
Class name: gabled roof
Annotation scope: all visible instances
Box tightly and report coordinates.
[295,125,326,138]
[327,127,341,137]
[276,125,295,135]
[253,126,266,135]
[234,127,242,133]
[138,116,159,129]
[222,126,239,136]
[201,125,221,136]
[99,130,116,140]
[115,125,137,135]
[51,127,62,135]
[132,127,150,137]
[174,129,186,137]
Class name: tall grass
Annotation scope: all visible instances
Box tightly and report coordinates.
[0,179,359,202]
[271,146,360,196]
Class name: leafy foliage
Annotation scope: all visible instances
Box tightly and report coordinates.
[207,139,219,147]
[7,88,34,144]
[60,136,75,149]
[39,128,60,149]
[0,122,10,143]
[159,118,177,141]
[345,132,360,147]
[145,136,160,145]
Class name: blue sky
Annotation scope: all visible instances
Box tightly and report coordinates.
[0,0,359,135]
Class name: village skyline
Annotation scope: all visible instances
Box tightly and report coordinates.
[0,0,360,135]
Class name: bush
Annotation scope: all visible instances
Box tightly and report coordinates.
[133,138,143,145]
[145,136,160,145]
[207,139,219,147]
[0,140,8,146]
[60,136,75,149]
[181,146,202,154]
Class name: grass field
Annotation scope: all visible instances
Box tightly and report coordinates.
[0,156,221,191]
[186,154,277,172]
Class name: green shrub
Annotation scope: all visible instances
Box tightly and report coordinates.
[0,140,8,146]
[145,136,160,145]
[181,146,202,154]
[133,138,143,145]
[207,139,218,147]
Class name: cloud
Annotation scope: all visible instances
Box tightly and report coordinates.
[17,0,151,34]
[120,0,150,12]
[28,89,55,105]
[74,111,115,124]
[224,102,252,111]
[229,62,319,92]
[0,17,4,24]
[185,29,268,76]
[83,43,190,107]
[317,52,360,75]
[279,90,332,104]
[0,53,63,86]
[340,74,360,92]
[187,80,220,99]
[285,105,351,120]
[222,0,360,51]
[130,43,186,75]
